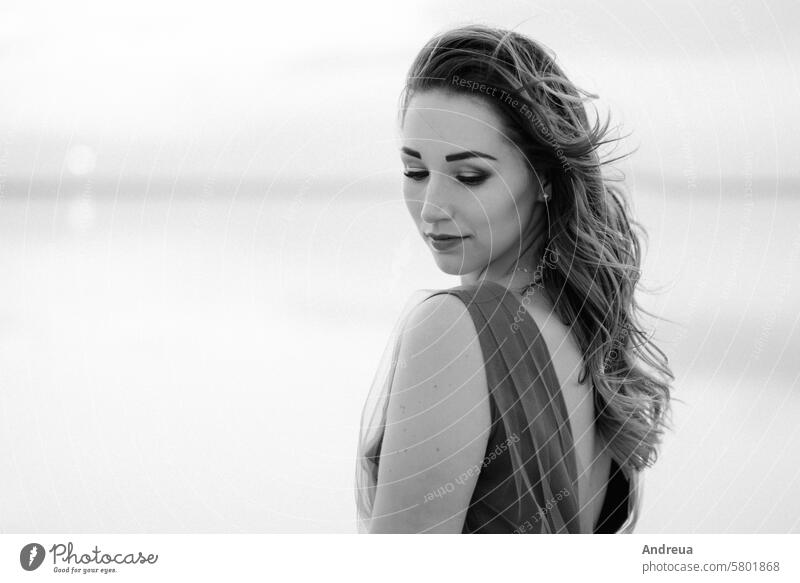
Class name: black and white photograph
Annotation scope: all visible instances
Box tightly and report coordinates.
[1,0,798,574]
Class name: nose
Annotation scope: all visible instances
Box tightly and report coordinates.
[419,173,456,225]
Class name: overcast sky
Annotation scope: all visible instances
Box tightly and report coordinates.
[1,0,798,190]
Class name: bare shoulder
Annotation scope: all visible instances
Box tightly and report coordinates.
[400,292,481,355]
[369,292,491,533]
[395,292,490,435]
[394,292,489,411]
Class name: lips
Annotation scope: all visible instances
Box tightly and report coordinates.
[425,233,468,251]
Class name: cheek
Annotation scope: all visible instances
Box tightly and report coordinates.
[479,190,531,246]
[403,186,422,223]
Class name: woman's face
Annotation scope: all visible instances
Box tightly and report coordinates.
[400,90,543,281]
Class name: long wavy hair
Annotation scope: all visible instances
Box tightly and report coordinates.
[355,23,674,530]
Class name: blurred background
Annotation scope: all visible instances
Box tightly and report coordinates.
[1,0,798,533]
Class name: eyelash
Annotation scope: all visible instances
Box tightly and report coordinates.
[402,170,489,186]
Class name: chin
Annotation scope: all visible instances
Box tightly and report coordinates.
[431,254,479,276]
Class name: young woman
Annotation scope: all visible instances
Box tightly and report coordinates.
[355,24,674,534]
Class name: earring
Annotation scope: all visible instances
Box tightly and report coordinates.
[542,191,551,202]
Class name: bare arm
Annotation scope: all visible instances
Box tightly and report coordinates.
[368,294,491,533]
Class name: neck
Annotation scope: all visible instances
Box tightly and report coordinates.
[463,201,551,291]
[460,245,545,293]
[461,224,548,292]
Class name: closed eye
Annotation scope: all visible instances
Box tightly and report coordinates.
[403,170,428,181]
[402,170,489,186]
[458,173,488,186]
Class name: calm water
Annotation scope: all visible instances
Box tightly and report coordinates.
[1,184,798,532]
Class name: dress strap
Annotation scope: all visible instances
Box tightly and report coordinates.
[425,280,582,533]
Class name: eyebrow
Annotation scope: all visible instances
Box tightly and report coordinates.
[400,147,497,162]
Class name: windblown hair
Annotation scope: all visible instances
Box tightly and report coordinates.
[355,23,674,529]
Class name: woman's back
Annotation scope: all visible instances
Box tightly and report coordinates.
[422,280,637,533]
[507,283,614,533]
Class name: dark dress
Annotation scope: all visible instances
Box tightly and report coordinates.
[371,280,640,533]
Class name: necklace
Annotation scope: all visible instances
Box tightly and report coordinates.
[516,264,544,295]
